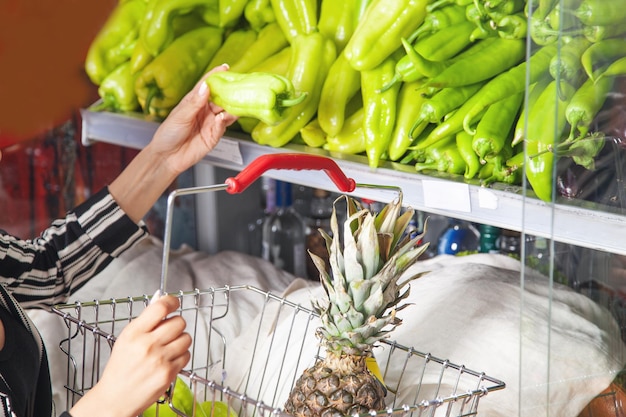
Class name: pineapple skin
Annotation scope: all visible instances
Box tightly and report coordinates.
[285,353,386,417]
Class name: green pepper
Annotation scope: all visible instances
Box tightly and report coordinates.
[139,0,220,56]
[418,88,486,150]
[456,130,481,179]
[485,0,524,18]
[399,124,435,164]
[565,75,614,140]
[207,28,258,70]
[462,44,558,134]
[480,143,520,186]
[512,73,552,146]
[205,71,307,125]
[388,80,429,161]
[135,26,224,118]
[413,20,476,62]
[317,51,361,137]
[595,56,626,81]
[252,32,337,147]
[324,107,366,155]
[300,118,327,148]
[548,37,591,85]
[392,36,497,87]
[495,13,527,40]
[472,92,523,161]
[412,82,484,127]
[529,15,560,46]
[270,0,318,43]
[129,12,207,75]
[319,0,372,52]
[425,38,526,89]
[244,0,276,31]
[361,55,401,168]
[583,24,626,43]
[248,46,292,76]
[426,0,473,13]
[415,136,467,175]
[85,0,146,85]
[407,4,467,42]
[229,23,289,73]
[220,0,248,28]
[575,0,626,26]
[95,62,140,112]
[344,0,428,71]
[465,2,496,41]
[525,80,576,202]
[580,38,626,81]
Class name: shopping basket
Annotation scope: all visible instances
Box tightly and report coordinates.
[51,153,506,417]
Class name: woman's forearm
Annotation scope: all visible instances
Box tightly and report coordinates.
[108,143,179,224]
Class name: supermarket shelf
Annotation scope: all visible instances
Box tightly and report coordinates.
[81,108,626,255]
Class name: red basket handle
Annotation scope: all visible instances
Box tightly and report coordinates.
[225,153,356,194]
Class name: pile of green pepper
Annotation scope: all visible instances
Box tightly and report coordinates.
[84,0,626,203]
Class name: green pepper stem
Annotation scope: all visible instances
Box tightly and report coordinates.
[144,86,159,115]
[279,92,308,107]
[377,74,401,93]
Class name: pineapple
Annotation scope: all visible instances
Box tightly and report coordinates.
[285,193,429,417]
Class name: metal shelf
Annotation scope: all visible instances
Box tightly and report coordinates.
[81,108,626,256]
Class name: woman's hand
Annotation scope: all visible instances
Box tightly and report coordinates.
[109,64,238,223]
[148,64,239,177]
[69,295,192,417]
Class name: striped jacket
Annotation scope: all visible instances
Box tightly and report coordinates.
[0,187,148,417]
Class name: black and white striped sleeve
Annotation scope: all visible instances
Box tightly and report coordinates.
[0,187,148,309]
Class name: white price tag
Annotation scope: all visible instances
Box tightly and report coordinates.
[478,188,499,209]
[422,180,471,212]
[208,138,243,165]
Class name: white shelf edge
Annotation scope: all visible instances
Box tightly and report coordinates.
[81,108,626,256]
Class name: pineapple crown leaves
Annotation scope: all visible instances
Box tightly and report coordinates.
[309,192,430,355]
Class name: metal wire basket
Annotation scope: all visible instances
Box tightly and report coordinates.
[51,154,506,417]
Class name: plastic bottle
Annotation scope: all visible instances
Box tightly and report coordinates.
[437,219,480,255]
[246,177,276,257]
[305,188,334,280]
[262,180,307,277]
[479,224,501,253]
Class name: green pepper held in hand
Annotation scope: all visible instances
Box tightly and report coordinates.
[139,0,219,56]
[252,32,337,147]
[344,0,428,71]
[95,62,140,113]
[135,26,224,118]
[85,0,146,85]
[361,55,401,168]
[270,0,318,43]
[205,71,307,125]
